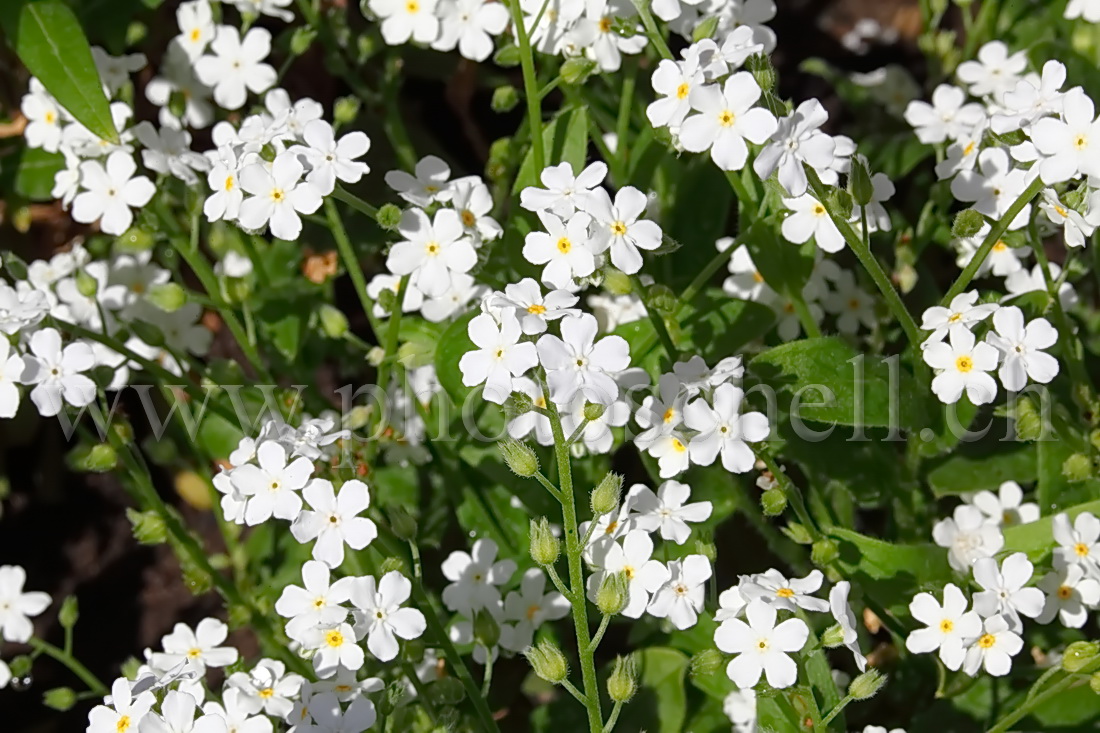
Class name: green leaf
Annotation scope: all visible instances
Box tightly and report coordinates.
[749,337,927,431]
[433,310,477,404]
[0,0,117,143]
[616,648,689,733]
[512,107,588,194]
[927,443,1036,496]
[14,147,63,201]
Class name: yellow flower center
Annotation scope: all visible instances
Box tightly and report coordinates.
[671,438,686,453]
[963,141,976,157]
[190,28,202,42]
[1075,542,1090,557]
[676,83,690,99]
[776,587,795,598]
[1055,204,1069,217]
[1074,134,1089,150]
[425,242,440,256]
[556,236,572,253]
[44,110,56,124]
[752,270,764,283]
[977,633,996,649]
[406,0,420,12]
[610,221,628,237]
[663,407,676,423]
[939,619,954,633]
[623,565,635,580]
[812,204,826,216]
[270,188,284,202]
[955,355,974,373]
[225,176,235,191]
[259,688,275,699]
[460,209,476,227]
[325,630,345,647]
[992,240,1006,252]
[598,16,612,32]
[187,647,202,658]
[1058,585,1073,599]
[718,109,736,127]
[605,520,618,535]
[117,716,132,733]
[526,604,541,620]
[528,304,547,314]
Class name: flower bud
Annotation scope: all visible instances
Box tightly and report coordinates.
[524,639,568,684]
[126,508,167,545]
[952,208,985,238]
[499,439,539,478]
[529,517,560,566]
[117,227,154,252]
[1062,641,1100,673]
[367,346,386,366]
[783,522,813,545]
[491,85,520,113]
[388,506,418,541]
[596,572,629,616]
[493,43,521,67]
[433,677,465,704]
[747,53,777,93]
[761,488,787,516]
[694,540,717,562]
[582,401,606,421]
[848,669,887,700]
[380,556,407,576]
[474,609,500,648]
[820,623,846,648]
[690,649,724,678]
[561,57,597,85]
[58,596,79,630]
[811,538,839,567]
[692,15,719,41]
[43,687,77,711]
[607,655,638,703]
[848,155,874,207]
[376,203,403,232]
[1063,453,1092,483]
[334,96,361,127]
[602,267,633,295]
[1014,396,1043,441]
[486,137,513,182]
[377,288,398,315]
[75,269,98,299]
[590,472,623,516]
[290,27,317,56]
[319,304,349,339]
[647,284,677,314]
[7,655,32,679]
[68,443,118,473]
[146,282,186,313]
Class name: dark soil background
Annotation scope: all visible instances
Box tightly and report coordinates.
[0,0,937,728]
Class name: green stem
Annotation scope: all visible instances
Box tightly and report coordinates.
[376,275,410,395]
[535,470,565,502]
[752,445,821,540]
[508,0,545,172]
[603,701,624,733]
[27,637,108,696]
[325,198,382,340]
[632,274,678,363]
[986,673,1092,733]
[588,614,611,652]
[821,694,853,726]
[546,564,574,602]
[629,0,673,60]
[942,176,1044,304]
[481,653,495,697]
[614,60,637,178]
[788,288,823,339]
[332,186,380,219]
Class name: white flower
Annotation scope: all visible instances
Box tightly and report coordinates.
[625,480,712,544]
[920,290,999,346]
[1032,87,1100,184]
[307,623,364,678]
[754,98,836,197]
[933,505,1005,571]
[1052,511,1100,572]
[647,555,711,629]
[238,153,323,241]
[584,186,663,274]
[968,480,1040,527]
[923,325,999,405]
[142,689,226,733]
[492,278,580,335]
[714,599,809,690]
[21,78,65,153]
[151,619,238,676]
[297,692,376,732]
[537,313,630,405]
[523,211,597,288]
[458,310,538,404]
[386,208,477,298]
[1039,188,1096,247]
[441,538,516,615]
[971,552,1044,631]
[0,565,50,643]
[133,123,210,185]
[953,225,1029,277]
[71,152,155,236]
[521,161,607,218]
[905,583,982,671]
[432,0,509,61]
[450,178,502,242]
[985,306,1059,391]
[291,479,378,568]
[1067,0,1100,22]
[722,243,778,303]
[904,84,986,144]
[741,568,830,613]
[200,688,268,733]
[384,155,452,207]
[822,269,876,335]
[349,571,426,662]
[0,660,9,690]
[673,354,744,396]
[146,45,214,129]
[502,569,570,650]
[962,615,1023,677]
[87,677,155,733]
[587,530,668,618]
[679,72,777,171]
[780,193,843,252]
[723,688,757,733]
[684,383,770,473]
[175,1,216,61]
[290,120,370,196]
[647,57,705,130]
[194,27,276,110]
[1036,564,1100,628]
[936,125,986,180]
[369,0,440,45]
[229,441,314,525]
[0,340,30,419]
[203,147,245,223]
[990,60,1067,134]
[950,148,1031,230]
[226,658,303,719]
[22,328,96,417]
[957,41,1027,99]
[1006,262,1078,310]
[829,581,866,671]
[275,560,353,643]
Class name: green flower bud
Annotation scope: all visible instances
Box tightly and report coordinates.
[647,284,677,314]
[690,649,724,678]
[499,439,539,478]
[524,639,568,684]
[319,304,350,339]
[582,401,606,421]
[761,488,787,516]
[591,472,623,516]
[385,681,407,714]
[473,609,501,648]
[491,85,520,114]
[334,96,362,127]
[290,27,317,56]
[377,288,398,316]
[848,668,887,700]
[747,53,777,93]
[561,57,597,85]
[117,227,155,252]
[848,155,874,207]
[782,521,813,545]
[112,420,134,445]
[692,15,719,41]
[7,655,32,679]
[607,655,638,703]
[433,677,465,705]
[126,508,167,545]
[345,405,372,431]
[529,517,560,566]
[1063,453,1092,483]
[486,137,513,183]
[58,596,79,630]
[181,560,213,595]
[1014,396,1043,441]
[43,687,77,711]
[68,443,118,473]
[827,188,853,216]
[388,506,418,541]
[147,282,187,312]
[227,603,252,629]
[168,90,188,120]
[1063,641,1100,673]
[75,269,98,299]
[602,268,633,296]
[811,538,839,567]
[952,208,986,239]
[820,623,846,648]
[494,43,521,67]
[367,346,386,367]
[380,556,407,576]
[376,203,403,232]
[694,540,717,562]
[1090,671,1100,695]
[596,572,629,616]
